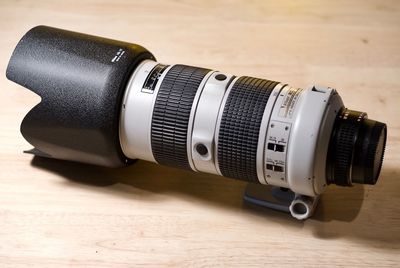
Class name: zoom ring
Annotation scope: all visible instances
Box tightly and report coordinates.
[151,64,210,170]
[218,76,279,182]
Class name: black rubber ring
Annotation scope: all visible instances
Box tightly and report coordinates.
[151,64,210,170]
[217,76,279,183]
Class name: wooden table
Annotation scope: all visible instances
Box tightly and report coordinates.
[1,1,399,267]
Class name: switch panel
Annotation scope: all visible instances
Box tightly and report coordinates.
[264,120,291,184]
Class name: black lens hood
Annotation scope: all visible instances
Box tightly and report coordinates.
[6,26,155,167]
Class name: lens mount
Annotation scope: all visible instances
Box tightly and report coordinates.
[327,108,387,186]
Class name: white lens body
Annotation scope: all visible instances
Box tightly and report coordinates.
[119,60,344,197]
[119,60,171,163]
[190,72,235,174]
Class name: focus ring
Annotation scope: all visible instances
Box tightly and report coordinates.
[218,76,279,182]
[151,64,210,170]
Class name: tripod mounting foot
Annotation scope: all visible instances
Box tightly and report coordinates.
[244,183,319,220]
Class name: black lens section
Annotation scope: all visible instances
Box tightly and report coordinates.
[327,108,387,186]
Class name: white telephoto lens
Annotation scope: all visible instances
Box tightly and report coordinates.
[119,61,344,197]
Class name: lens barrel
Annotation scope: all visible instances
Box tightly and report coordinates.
[151,66,279,183]
[327,109,387,186]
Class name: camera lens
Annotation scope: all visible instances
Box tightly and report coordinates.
[326,108,387,186]
[7,26,388,202]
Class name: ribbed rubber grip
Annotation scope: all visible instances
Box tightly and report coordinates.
[218,76,279,182]
[151,64,210,170]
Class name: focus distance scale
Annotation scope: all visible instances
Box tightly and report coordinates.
[6,26,387,220]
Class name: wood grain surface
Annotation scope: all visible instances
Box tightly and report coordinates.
[0,0,399,267]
